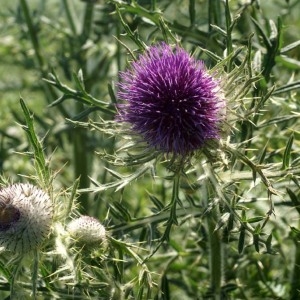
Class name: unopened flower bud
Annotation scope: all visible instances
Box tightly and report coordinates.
[0,183,53,253]
[67,216,106,246]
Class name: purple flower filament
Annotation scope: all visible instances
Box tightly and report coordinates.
[118,44,223,156]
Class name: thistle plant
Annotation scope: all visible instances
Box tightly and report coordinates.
[1,0,300,299]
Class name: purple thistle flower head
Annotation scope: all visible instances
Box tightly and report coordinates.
[117,43,224,156]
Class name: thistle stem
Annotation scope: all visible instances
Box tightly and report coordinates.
[73,117,90,213]
[62,0,77,35]
[19,0,44,72]
[290,223,300,299]
[225,0,233,62]
[203,165,224,299]
[208,0,222,33]
[10,255,24,299]
[207,207,223,299]
[32,249,39,299]
[160,172,180,242]
[81,2,94,44]
[72,2,95,213]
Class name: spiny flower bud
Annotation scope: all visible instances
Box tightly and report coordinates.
[0,183,53,253]
[67,216,106,246]
[117,43,224,157]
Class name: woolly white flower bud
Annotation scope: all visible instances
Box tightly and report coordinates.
[0,183,53,253]
[67,216,106,245]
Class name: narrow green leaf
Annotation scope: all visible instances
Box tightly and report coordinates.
[255,86,276,114]
[112,0,161,26]
[20,98,51,186]
[254,223,261,234]
[287,188,300,215]
[169,21,208,42]
[265,233,274,254]
[253,224,261,252]
[258,141,269,164]
[0,260,11,281]
[280,40,300,54]
[241,209,247,222]
[72,70,86,93]
[108,203,128,222]
[238,227,245,254]
[253,50,262,73]
[116,6,146,50]
[282,133,294,170]
[80,163,153,192]
[221,283,238,293]
[235,205,250,211]
[276,55,300,70]
[139,227,147,243]
[227,213,235,232]
[108,82,117,104]
[269,19,278,42]
[247,216,265,223]
[77,69,85,87]
[66,177,81,217]
[251,17,272,50]
[258,115,300,128]
[290,226,300,236]
[111,202,132,222]
[252,170,257,184]
[160,275,170,299]
[198,47,223,62]
[273,80,300,95]
[158,17,178,43]
[210,24,227,37]
[71,106,100,121]
[148,194,164,211]
[253,233,260,253]
[214,212,230,231]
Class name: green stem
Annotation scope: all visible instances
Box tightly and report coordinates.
[20,0,69,108]
[151,0,157,11]
[189,0,195,27]
[207,207,223,299]
[81,2,94,44]
[19,0,45,72]
[73,110,89,213]
[144,173,182,259]
[62,0,77,35]
[291,226,300,299]
[72,2,95,213]
[203,165,224,299]
[170,173,180,223]
[111,206,202,234]
[10,255,24,300]
[225,0,233,71]
[162,172,180,241]
[208,0,222,32]
[32,249,39,299]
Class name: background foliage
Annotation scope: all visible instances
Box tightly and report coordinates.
[1,0,300,299]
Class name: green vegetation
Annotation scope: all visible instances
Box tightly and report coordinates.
[1,0,300,299]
